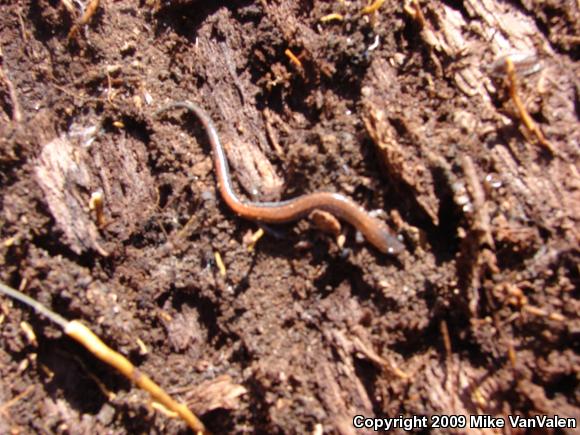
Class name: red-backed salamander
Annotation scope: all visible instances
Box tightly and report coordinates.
[156,101,404,255]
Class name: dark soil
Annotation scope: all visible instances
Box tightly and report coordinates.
[0,0,578,433]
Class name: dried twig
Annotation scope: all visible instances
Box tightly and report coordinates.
[362,0,386,15]
[67,0,101,42]
[0,59,23,123]
[284,48,304,71]
[504,57,555,155]
[0,281,209,434]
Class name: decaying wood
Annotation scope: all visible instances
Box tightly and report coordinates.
[362,59,441,226]
[194,36,285,201]
[182,375,247,415]
[1,0,578,432]
[34,119,158,256]
[34,135,108,256]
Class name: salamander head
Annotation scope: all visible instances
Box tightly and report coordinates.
[373,229,405,256]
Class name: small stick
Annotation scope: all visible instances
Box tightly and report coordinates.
[0,282,68,329]
[362,0,385,15]
[440,319,452,358]
[320,13,344,23]
[0,281,208,434]
[245,228,264,252]
[214,252,227,277]
[0,65,23,123]
[68,0,100,42]
[89,190,106,228]
[0,385,34,417]
[284,49,304,71]
[504,57,555,155]
[404,0,426,29]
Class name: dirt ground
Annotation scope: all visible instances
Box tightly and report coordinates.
[0,0,579,433]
